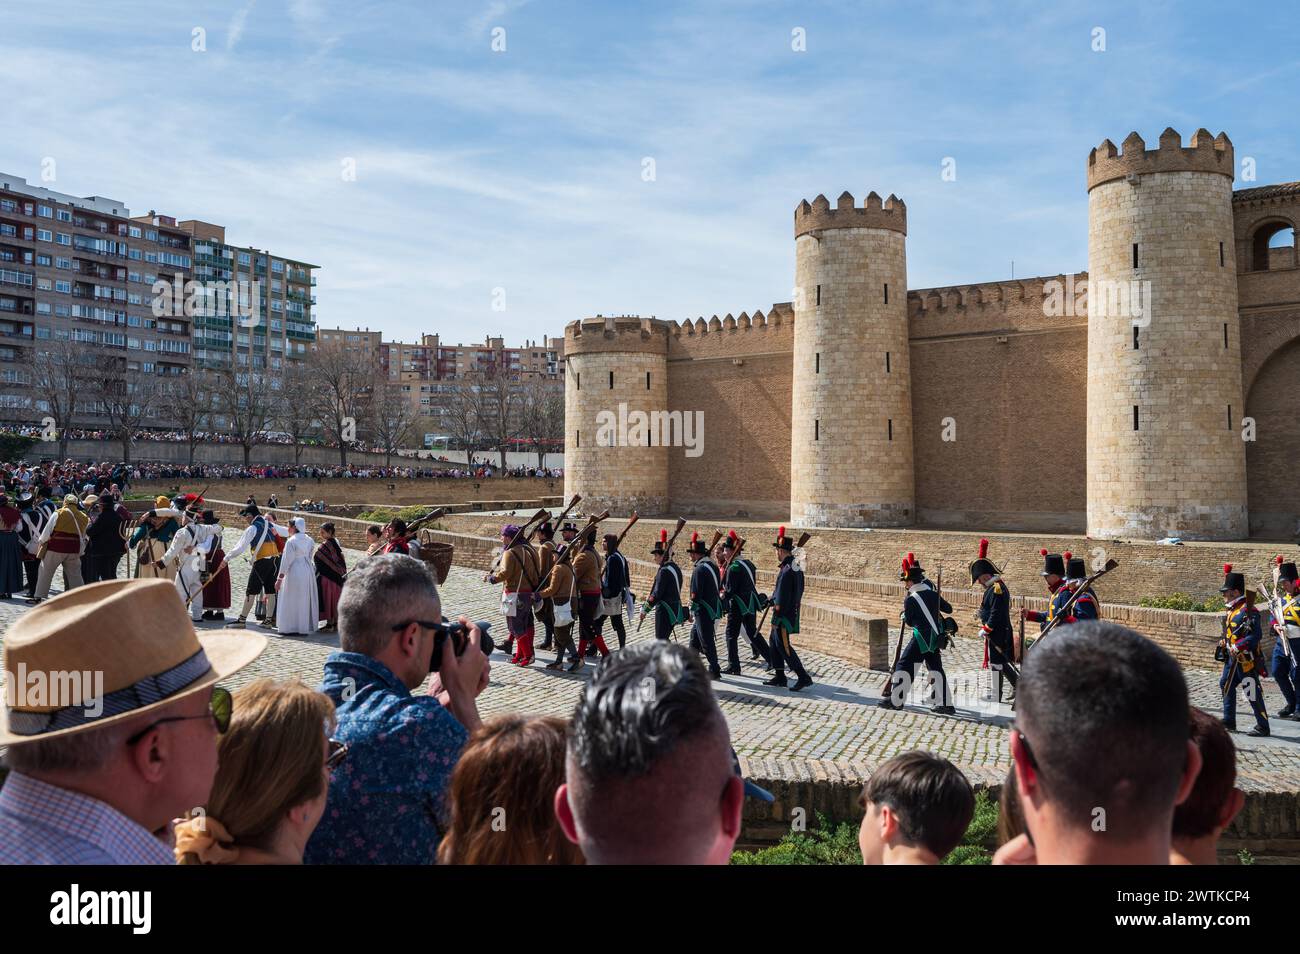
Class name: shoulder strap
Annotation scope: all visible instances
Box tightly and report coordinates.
[908,589,942,636]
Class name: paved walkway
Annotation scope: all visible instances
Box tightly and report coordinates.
[4,530,1299,791]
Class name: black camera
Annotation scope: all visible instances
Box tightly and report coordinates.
[430,619,494,672]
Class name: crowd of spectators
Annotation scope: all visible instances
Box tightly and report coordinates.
[0,568,1248,866]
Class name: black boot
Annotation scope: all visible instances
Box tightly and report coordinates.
[1247,725,1271,738]
[791,676,813,692]
[1278,704,1296,718]
[762,674,787,687]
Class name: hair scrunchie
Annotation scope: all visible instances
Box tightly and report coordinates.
[172,815,240,865]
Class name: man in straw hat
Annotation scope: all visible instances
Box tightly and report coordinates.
[0,579,265,863]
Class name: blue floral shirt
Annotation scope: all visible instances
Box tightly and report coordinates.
[304,652,469,865]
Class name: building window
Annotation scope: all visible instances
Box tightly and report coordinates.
[885,351,890,373]
[1223,323,1228,349]
[815,284,821,307]
[814,419,819,441]
[1133,327,1139,350]
[608,371,614,389]
[1219,242,1225,267]
[815,352,820,373]
[1227,405,1232,431]
[888,419,893,441]
[1132,243,1139,268]
[1133,405,1139,431]
[884,283,889,304]
[646,371,651,390]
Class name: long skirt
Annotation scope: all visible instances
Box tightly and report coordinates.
[0,532,24,594]
[277,558,320,636]
[318,575,343,622]
[206,546,231,610]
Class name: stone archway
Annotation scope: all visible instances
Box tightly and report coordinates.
[1246,332,1300,537]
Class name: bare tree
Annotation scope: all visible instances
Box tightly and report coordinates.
[159,368,218,466]
[213,364,276,467]
[83,354,162,465]
[475,366,527,470]
[442,383,483,465]
[29,336,87,458]
[276,360,318,465]
[304,345,374,466]
[518,379,564,470]
[369,380,417,467]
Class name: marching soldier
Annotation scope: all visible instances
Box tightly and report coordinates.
[764,526,812,692]
[488,523,541,667]
[970,539,1018,704]
[597,532,631,650]
[720,530,770,673]
[557,521,579,557]
[686,532,724,680]
[533,520,557,651]
[1022,549,1066,634]
[880,553,954,713]
[572,527,610,662]
[644,529,685,641]
[1219,564,1270,737]
[1268,557,1300,720]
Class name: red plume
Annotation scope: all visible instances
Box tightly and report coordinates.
[659,529,667,543]
[691,531,698,544]
[978,538,988,559]
[1224,563,1233,574]
[728,529,738,542]
[907,552,915,562]
[1277,555,1285,565]
[1039,548,1048,556]
[1064,551,1072,561]
[778,525,786,539]
[901,558,909,572]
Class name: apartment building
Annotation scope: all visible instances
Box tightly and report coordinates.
[316,328,564,443]
[0,172,316,426]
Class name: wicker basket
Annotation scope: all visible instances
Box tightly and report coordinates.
[417,531,454,584]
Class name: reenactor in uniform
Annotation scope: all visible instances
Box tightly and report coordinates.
[1218,564,1270,737]
[720,530,770,673]
[557,521,579,557]
[488,523,541,667]
[644,528,685,641]
[880,553,954,713]
[535,542,580,671]
[1054,553,1100,625]
[597,532,631,650]
[533,520,557,651]
[971,539,1018,704]
[572,527,610,662]
[686,532,724,680]
[1268,558,1300,720]
[1021,549,1065,635]
[764,526,812,692]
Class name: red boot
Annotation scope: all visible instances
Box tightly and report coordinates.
[576,639,589,658]
[518,632,535,666]
[594,635,611,657]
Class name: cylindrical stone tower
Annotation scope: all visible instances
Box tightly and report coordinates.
[790,191,914,527]
[564,315,670,515]
[1086,127,1246,540]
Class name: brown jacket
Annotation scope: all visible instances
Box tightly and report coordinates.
[537,539,557,579]
[496,543,540,592]
[536,560,574,602]
[572,546,603,594]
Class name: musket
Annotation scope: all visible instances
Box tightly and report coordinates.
[1035,558,1118,645]
[532,509,613,595]
[533,493,581,542]
[484,507,550,577]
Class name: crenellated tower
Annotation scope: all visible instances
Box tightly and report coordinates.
[789,191,914,527]
[563,315,671,515]
[1086,127,1247,539]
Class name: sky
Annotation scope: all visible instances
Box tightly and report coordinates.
[3,0,1298,346]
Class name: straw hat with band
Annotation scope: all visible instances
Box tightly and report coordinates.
[0,579,266,746]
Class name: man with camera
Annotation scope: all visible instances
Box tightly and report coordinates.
[304,554,491,865]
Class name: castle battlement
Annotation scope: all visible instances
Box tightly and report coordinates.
[1087,127,1233,192]
[667,303,794,337]
[564,314,673,356]
[794,190,907,238]
[907,272,1090,316]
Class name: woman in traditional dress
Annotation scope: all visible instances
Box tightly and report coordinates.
[313,522,347,632]
[275,517,319,636]
[130,496,180,580]
[0,492,26,598]
[201,510,232,622]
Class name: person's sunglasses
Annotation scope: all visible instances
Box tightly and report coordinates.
[126,685,232,746]
[326,738,349,770]
[390,619,445,633]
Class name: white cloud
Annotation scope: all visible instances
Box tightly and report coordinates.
[226,0,257,52]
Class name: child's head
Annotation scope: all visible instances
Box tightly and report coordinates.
[858,751,975,864]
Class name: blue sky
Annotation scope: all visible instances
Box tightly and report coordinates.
[4,0,1298,344]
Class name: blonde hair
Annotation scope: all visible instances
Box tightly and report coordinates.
[177,679,334,864]
[437,715,583,865]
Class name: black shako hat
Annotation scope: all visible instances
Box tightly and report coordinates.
[1220,563,1246,593]
[1039,548,1065,578]
[969,538,998,583]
